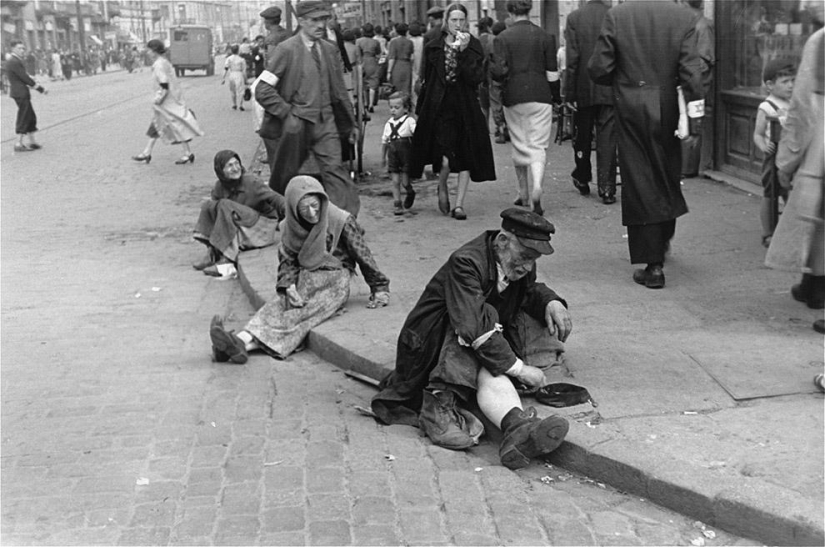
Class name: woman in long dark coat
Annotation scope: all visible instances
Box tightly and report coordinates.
[588,0,709,288]
[410,2,496,221]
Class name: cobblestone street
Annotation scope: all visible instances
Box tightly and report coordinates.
[2,64,760,545]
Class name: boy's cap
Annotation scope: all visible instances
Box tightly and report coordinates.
[763,58,795,82]
[500,208,555,255]
[427,6,445,17]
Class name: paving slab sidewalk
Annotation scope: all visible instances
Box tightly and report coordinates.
[238,111,824,546]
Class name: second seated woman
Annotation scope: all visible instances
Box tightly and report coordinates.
[209,176,391,362]
[410,2,496,221]
[193,150,286,278]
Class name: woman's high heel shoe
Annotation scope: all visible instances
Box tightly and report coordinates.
[131,153,152,164]
[175,153,195,165]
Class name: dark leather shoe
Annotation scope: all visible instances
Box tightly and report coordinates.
[403,187,416,209]
[633,265,665,289]
[209,315,248,364]
[192,251,217,271]
[572,178,591,196]
[602,194,616,205]
[499,406,569,470]
[791,274,825,309]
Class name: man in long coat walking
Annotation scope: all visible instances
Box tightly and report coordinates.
[588,0,710,288]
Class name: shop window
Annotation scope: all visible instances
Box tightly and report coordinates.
[725,0,818,94]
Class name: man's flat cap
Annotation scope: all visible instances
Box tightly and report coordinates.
[427,6,445,16]
[500,208,555,255]
[260,6,281,19]
[295,1,330,19]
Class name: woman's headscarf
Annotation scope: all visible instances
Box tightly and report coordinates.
[213,150,245,186]
[280,176,350,272]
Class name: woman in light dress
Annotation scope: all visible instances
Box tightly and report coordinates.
[131,39,203,165]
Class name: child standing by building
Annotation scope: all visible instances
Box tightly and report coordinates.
[382,92,417,215]
[753,58,795,247]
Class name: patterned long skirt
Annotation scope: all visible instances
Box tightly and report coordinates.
[246,269,351,358]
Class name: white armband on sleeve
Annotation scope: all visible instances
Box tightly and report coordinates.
[258,69,279,87]
[505,358,525,377]
[456,323,503,351]
[545,70,560,82]
[687,99,705,118]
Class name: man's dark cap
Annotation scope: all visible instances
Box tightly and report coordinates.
[500,208,555,255]
[260,6,281,19]
[295,1,330,19]
[427,6,445,17]
[762,57,795,82]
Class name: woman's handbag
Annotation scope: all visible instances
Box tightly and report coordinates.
[243,87,252,102]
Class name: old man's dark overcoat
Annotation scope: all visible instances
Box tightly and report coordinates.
[371,231,566,426]
[587,0,709,226]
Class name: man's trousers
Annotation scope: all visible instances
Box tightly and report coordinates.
[571,104,617,197]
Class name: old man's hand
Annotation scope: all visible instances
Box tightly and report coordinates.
[507,359,546,388]
[545,300,572,343]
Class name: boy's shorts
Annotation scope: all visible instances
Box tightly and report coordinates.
[387,138,412,174]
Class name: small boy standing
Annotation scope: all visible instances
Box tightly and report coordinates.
[753,58,795,247]
[382,92,417,215]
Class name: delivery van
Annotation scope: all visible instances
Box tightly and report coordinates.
[168,25,214,76]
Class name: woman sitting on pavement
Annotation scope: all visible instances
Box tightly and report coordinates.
[210,176,391,362]
[193,150,286,278]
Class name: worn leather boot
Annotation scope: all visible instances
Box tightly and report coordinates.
[499,406,569,470]
[418,390,484,450]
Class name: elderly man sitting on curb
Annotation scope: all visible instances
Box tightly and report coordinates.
[372,209,573,470]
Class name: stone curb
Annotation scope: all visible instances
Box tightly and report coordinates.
[237,146,823,547]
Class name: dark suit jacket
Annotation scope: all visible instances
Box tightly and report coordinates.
[256,33,355,140]
[490,20,559,107]
[5,54,36,100]
[564,0,612,106]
